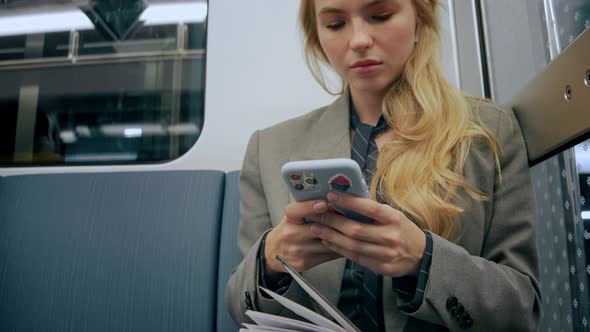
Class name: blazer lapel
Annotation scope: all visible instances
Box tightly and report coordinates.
[288,91,351,162]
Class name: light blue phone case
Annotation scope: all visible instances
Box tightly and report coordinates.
[281,158,373,223]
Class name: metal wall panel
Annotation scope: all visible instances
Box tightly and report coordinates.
[452,0,486,98]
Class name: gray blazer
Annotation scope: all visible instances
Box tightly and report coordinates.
[226,93,541,331]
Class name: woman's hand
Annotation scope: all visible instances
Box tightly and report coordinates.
[265,199,342,274]
[309,192,427,278]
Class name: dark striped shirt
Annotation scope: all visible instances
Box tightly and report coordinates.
[336,106,433,332]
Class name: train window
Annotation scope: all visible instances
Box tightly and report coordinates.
[0,0,207,166]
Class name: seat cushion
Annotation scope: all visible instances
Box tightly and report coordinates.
[0,171,224,332]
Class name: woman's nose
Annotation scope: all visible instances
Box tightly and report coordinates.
[350,23,373,52]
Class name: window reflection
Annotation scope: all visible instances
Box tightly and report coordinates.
[0,0,207,166]
[576,143,590,241]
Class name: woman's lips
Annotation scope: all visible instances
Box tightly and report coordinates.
[351,63,382,74]
[350,60,383,74]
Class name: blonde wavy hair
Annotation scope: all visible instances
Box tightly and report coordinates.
[299,0,502,240]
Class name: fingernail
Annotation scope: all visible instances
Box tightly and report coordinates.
[313,201,326,211]
[311,224,322,235]
[327,192,341,202]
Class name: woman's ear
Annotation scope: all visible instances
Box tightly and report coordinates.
[415,24,421,43]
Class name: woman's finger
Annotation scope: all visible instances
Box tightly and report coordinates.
[285,200,329,224]
[320,239,384,273]
[311,223,395,261]
[327,192,403,226]
[309,212,383,243]
[277,250,342,272]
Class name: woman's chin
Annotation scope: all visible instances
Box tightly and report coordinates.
[349,80,391,95]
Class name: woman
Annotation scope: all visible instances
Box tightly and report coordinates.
[226,0,541,331]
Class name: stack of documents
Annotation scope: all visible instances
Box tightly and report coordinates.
[241,256,360,332]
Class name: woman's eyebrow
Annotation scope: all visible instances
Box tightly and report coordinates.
[365,0,399,10]
[318,0,392,16]
[318,6,345,16]
[365,0,386,8]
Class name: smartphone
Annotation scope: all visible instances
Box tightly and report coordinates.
[281,158,373,223]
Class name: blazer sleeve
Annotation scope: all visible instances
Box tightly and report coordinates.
[402,108,542,331]
[225,130,305,324]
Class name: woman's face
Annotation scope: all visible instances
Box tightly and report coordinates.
[314,0,418,95]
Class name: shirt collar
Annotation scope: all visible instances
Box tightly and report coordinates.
[348,93,389,136]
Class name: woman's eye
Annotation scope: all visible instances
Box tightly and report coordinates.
[371,14,392,22]
[326,21,345,30]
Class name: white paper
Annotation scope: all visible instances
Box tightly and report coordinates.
[242,322,301,331]
[246,310,337,332]
[276,257,360,332]
[258,287,346,332]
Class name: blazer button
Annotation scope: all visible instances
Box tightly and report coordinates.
[446,296,459,312]
[453,304,465,318]
[458,313,473,329]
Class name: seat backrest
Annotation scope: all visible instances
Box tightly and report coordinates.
[0,171,225,332]
[217,171,241,332]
